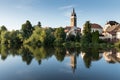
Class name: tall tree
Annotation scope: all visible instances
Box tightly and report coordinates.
[81,21,92,45]
[0,25,7,43]
[0,25,7,31]
[21,20,33,39]
[54,27,66,44]
[92,31,99,44]
[37,22,42,28]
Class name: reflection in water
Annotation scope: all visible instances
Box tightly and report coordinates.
[65,48,78,73]
[81,47,102,68]
[0,45,120,69]
[1,45,120,80]
[103,49,120,63]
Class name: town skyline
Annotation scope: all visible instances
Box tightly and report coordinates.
[0,0,120,30]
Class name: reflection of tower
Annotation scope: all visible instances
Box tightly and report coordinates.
[70,54,76,73]
[71,8,77,27]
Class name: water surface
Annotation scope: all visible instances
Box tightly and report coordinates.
[0,45,120,80]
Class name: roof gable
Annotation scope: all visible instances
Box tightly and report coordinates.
[91,24,103,29]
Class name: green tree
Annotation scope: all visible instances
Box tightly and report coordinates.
[0,25,7,31]
[0,25,7,43]
[24,27,55,46]
[92,31,99,44]
[21,20,33,39]
[9,30,23,45]
[54,27,66,45]
[37,21,42,28]
[24,27,44,45]
[76,32,81,42]
[44,28,55,46]
[1,31,10,44]
[81,21,92,46]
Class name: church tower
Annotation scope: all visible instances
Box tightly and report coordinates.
[71,8,77,27]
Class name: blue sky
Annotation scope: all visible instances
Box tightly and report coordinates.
[0,0,120,30]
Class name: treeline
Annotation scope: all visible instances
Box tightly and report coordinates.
[0,20,66,47]
[0,20,111,47]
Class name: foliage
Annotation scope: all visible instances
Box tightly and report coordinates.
[0,25,7,43]
[0,25,7,31]
[24,27,44,45]
[92,31,99,44]
[21,20,33,39]
[37,21,42,28]
[54,27,66,46]
[54,47,66,62]
[81,21,92,46]
[114,41,120,48]
[24,27,55,46]
[1,30,23,46]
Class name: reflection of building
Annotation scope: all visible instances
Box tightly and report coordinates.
[103,51,120,63]
[70,54,76,73]
[66,49,77,73]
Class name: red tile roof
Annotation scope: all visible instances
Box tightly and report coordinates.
[91,24,103,29]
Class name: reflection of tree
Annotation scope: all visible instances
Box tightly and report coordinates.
[81,47,100,68]
[0,45,8,60]
[20,47,33,65]
[91,48,100,61]
[82,52,92,68]
[0,44,55,65]
[54,47,66,62]
[24,45,54,65]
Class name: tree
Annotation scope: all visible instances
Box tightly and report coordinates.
[0,25,7,43]
[44,28,55,46]
[1,30,23,46]
[54,27,66,45]
[9,30,23,45]
[1,31,10,44]
[76,32,81,42]
[0,25,7,31]
[21,20,33,39]
[81,21,92,46]
[92,31,99,44]
[24,26,55,46]
[37,22,41,28]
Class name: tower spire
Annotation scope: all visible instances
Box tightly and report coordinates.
[71,8,76,16]
[71,8,77,27]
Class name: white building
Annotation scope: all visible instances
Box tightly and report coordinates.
[103,24,120,40]
[81,23,103,35]
[91,23,103,34]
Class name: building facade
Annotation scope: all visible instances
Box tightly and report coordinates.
[64,8,81,39]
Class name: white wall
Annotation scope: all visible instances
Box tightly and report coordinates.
[103,32,112,39]
[91,28,103,34]
[116,32,120,39]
